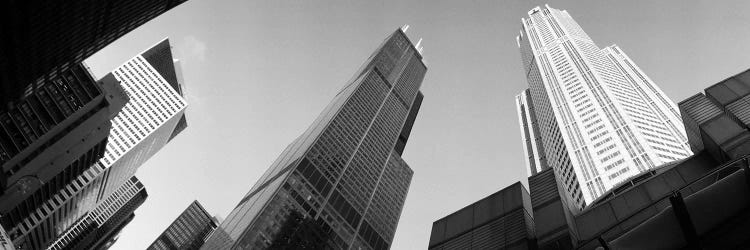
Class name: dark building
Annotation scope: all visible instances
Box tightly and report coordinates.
[148,201,218,250]
[526,168,578,249]
[1,39,189,249]
[201,27,426,250]
[431,67,750,249]
[0,1,189,246]
[0,64,128,236]
[47,176,148,250]
[428,183,535,250]
[0,0,189,105]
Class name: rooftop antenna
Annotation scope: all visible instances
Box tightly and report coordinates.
[415,38,424,54]
[401,24,410,32]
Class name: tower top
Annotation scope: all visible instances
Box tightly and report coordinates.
[416,38,424,54]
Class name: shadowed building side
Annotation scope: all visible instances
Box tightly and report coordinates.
[1,39,188,249]
[0,0,189,105]
[0,65,129,250]
[428,183,535,250]
[47,176,148,249]
[147,201,218,250]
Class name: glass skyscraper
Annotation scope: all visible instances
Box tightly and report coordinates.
[0,0,188,104]
[148,200,219,250]
[201,27,426,250]
[515,5,691,207]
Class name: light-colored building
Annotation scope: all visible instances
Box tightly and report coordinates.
[515,89,547,177]
[95,38,188,202]
[515,5,691,207]
[5,39,187,249]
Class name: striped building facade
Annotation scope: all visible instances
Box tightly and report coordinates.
[515,5,691,206]
[201,27,425,250]
[4,39,187,249]
[148,201,218,250]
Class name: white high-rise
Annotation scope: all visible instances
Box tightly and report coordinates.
[515,5,691,207]
[94,38,188,202]
[5,39,187,249]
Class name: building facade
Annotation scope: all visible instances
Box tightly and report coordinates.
[95,38,188,203]
[515,5,691,206]
[0,0,189,104]
[435,67,750,250]
[428,183,535,250]
[47,176,148,249]
[0,64,129,246]
[2,39,187,249]
[0,224,13,250]
[515,89,547,176]
[201,27,426,250]
[439,67,750,250]
[148,201,218,250]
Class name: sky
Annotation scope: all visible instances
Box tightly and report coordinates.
[83,0,750,249]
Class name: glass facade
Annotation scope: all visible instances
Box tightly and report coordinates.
[148,201,218,250]
[201,28,426,250]
[0,0,188,105]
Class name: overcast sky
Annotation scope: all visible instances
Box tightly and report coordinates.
[84,0,750,249]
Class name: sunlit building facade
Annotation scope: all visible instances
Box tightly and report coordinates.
[3,39,187,249]
[515,5,691,206]
[201,27,426,250]
[515,89,547,177]
[0,66,129,250]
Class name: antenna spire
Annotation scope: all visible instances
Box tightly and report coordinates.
[416,38,424,54]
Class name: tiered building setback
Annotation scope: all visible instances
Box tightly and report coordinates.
[515,5,691,207]
[201,27,426,250]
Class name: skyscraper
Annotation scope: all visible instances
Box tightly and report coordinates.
[515,5,691,206]
[0,64,129,241]
[201,27,426,250]
[47,176,148,250]
[0,0,189,104]
[2,39,188,249]
[515,89,546,176]
[95,38,188,202]
[148,201,219,250]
